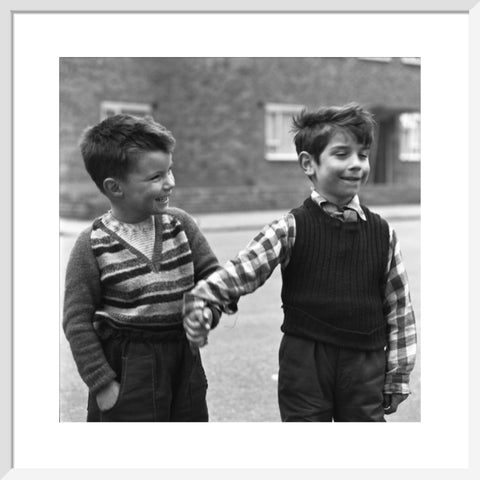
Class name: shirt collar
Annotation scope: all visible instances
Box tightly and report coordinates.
[310,189,366,221]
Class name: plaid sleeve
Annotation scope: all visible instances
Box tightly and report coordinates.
[183,214,295,317]
[383,227,418,395]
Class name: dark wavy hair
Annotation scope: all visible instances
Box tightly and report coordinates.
[79,114,176,193]
[291,103,376,163]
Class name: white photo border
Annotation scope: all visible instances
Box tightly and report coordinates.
[3,0,479,478]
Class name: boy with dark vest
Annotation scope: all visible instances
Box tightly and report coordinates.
[183,103,417,422]
[63,114,221,421]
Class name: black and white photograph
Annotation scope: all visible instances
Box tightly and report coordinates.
[6,6,475,475]
[59,57,421,423]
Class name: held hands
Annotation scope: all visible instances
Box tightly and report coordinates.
[383,393,409,415]
[184,306,213,348]
[96,380,120,412]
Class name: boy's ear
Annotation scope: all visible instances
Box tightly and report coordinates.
[299,151,316,177]
[103,177,123,198]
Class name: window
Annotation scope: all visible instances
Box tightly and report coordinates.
[265,103,304,161]
[100,101,152,120]
[401,57,421,66]
[398,112,421,162]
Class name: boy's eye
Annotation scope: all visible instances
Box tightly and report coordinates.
[150,168,173,180]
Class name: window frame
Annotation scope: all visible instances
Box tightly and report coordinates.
[99,101,152,120]
[398,111,421,162]
[264,103,304,162]
[400,57,421,66]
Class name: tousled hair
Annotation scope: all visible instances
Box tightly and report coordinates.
[79,114,176,193]
[291,103,376,163]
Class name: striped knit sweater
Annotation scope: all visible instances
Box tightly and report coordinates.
[63,207,220,394]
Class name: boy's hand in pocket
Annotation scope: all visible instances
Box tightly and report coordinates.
[96,380,120,412]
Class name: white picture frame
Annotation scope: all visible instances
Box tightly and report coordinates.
[2,0,478,478]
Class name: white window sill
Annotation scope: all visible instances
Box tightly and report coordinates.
[265,153,298,162]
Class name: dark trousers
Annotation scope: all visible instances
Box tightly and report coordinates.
[87,328,208,422]
[278,334,386,422]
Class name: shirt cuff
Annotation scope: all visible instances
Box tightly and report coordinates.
[189,279,239,315]
[383,373,412,395]
[208,304,222,329]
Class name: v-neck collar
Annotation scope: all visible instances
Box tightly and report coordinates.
[99,213,165,273]
[151,215,164,269]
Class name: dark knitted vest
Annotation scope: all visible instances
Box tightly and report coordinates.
[281,198,390,350]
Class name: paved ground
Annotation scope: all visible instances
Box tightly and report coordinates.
[60,205,420,422]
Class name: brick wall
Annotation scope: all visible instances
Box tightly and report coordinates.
[60,57,420,218]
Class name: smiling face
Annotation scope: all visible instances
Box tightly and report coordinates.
[305,129,370,206]
[111,150,175,223]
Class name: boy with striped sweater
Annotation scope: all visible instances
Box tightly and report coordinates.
[184,103,417,422]
[63,114,220,421]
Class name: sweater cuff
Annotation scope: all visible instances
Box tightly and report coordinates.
[86,364,117,395]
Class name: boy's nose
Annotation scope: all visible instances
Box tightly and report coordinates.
[164,173,175,189]
[349,154,362,169]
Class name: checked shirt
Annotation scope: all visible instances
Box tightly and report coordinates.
[184,190,417,395]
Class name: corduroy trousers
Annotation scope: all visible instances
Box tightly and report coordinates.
[278,334,386,422]
[87,327,208,422]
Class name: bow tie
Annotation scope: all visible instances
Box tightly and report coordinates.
[322,202,358,223]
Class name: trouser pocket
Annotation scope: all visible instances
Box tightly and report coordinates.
[170,346,209,422]
[87,331,209,422]
[100,346,156,422]
[334,347,386,422]
[87,335,156,422]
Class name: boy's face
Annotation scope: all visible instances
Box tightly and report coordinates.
[308,129,370,206]
[116,150,175,222]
